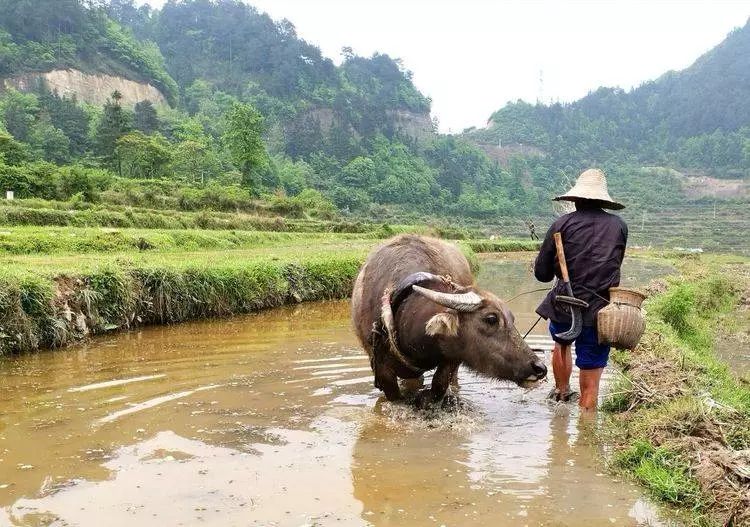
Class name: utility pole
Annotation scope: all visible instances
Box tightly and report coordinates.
[641,210,646,231]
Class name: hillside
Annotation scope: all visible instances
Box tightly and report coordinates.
[470,18,750,178]
[0,0,178,104]
[0,0,747,254]
[0,0,535,220]
[108,0,433,150]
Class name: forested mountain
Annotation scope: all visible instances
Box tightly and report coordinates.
[470,18,750,178]
[1,0,533,218]
[0,0,747,227]
[111,0,434,160]
[0,0,178,103]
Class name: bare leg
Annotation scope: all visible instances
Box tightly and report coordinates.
[551,343,573,394]
[579,368,604,411]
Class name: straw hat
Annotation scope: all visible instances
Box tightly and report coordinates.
[553,168,624,210]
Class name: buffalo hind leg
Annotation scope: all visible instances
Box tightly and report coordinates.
[416,360,460,409]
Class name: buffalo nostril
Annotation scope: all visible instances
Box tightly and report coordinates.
[531,361,547,378]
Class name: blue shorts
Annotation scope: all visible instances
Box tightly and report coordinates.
[549,322,610,370]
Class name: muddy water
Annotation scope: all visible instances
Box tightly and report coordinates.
[0,255,674,527]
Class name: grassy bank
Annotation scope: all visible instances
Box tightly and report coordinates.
[467,239,541,253]
[0,227,541,256]
[0,202,375,233]
[603,255,750,526]
[0,229,540,354]
[0,246,368,355]
[0,227,379,255]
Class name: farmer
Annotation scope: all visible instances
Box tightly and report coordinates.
[525,219,539,240]
[533,168,627,410]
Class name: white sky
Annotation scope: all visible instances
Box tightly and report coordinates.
[139,0,750,133]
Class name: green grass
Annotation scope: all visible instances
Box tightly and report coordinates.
[467,239,541,253]
[0,202,378,233]
[603,257,750,526]
[614,440,703,506]
[0,225,540,257]
[0,245,370,355]
[0,216,540,355]
[0,226,380,255]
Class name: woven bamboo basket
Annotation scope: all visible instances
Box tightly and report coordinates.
[597,287,647,350]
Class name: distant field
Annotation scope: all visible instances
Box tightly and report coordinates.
[0,226,376,256]
[474,201,750,256]
[620,202,750,255]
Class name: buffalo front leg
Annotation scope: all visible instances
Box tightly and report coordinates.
[416,360,460,409]
[375,362,402,401]
[369,326,402,401]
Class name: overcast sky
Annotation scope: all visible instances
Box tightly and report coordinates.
[138,0,749,133]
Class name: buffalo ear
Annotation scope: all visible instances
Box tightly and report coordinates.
[425,311,459,337]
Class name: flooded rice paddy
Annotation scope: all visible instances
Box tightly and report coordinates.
[0,254,675,526]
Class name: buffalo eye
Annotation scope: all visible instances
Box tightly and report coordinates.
[483,313,499,326]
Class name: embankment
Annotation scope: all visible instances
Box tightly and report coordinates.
[467,239,541,253]
[0,233,538,355]
[603,255,750,526]
[0,249,366,355]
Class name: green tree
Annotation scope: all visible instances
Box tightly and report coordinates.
[56,165,100,202]
[340,156,375,189]
[370,137,438,206]
[222,102,268,190]
[133,100,159,134]
[95,91,132,167]
[115,131,171,179]
[170,139,221,185]
[0,29,20,75]
[29,114,71,164]
[0,131,29,165]
[0,89,39,143]
[273,155,313,196]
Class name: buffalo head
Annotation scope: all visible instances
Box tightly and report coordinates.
[412,285,547,387]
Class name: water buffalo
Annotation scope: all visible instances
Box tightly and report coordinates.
[351,234,547,405]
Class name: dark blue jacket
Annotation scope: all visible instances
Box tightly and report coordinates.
[534,208,628,325]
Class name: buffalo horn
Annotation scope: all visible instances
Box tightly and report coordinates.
[412,285,483,312]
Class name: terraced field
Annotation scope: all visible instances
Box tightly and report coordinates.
[620,202,750,255]
[474,201,750,256]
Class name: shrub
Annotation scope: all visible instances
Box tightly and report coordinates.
[655,283,695,335]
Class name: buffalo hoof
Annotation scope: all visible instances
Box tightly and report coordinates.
[441,393,460,410]
[414,388,441,409]
[414,389,460,410]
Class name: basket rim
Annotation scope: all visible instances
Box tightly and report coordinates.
[608,287,647,300]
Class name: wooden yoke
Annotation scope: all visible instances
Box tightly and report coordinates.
[553,232,570,282]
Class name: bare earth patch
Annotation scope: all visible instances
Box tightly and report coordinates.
[679,173,749,200]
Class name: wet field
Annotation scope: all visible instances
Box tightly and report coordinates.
[0,254,675,526]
